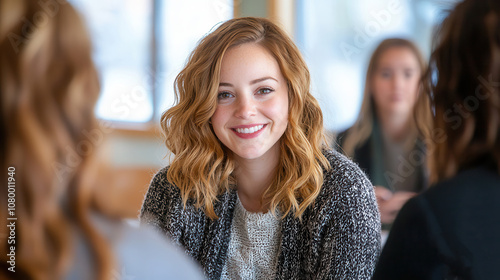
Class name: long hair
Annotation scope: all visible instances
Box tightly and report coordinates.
[342,38,429,157]
[161,17,330,219]
[421,0,500,184]
[0,0,113,279]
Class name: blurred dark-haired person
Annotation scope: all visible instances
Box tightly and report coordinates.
[373,0,500,279]
[0,0,204,279]
[337,38,431,228]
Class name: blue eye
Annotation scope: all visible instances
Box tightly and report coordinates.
[257,88,273,95]
[217,91,233,99]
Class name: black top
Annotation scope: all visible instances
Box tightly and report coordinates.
[335,127,428,192]
[373,164,500,279]
[335,130,372,180]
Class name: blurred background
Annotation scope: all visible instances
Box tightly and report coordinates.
[68,0,457,219]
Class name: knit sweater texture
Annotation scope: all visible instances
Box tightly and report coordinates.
[140,149,381,279]
[220,195,282,279]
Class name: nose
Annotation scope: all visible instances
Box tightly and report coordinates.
[234,95,257,119]
[392,73,405,91]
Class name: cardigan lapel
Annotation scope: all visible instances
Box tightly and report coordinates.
[276,212,301,279]
[200,189,237,280]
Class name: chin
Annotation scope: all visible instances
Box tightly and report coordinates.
[236,153,264,160]
[387,105,411,115]
[233,148,267,160]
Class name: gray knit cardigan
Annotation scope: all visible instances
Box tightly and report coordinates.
[140,149,381,279]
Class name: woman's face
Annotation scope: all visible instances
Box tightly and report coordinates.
[371,47,421,117]
[211,43,289,162]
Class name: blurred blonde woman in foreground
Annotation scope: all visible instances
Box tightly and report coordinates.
[0,0,204,279]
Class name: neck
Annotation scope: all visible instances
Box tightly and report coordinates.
[377,110,413,143]
[233,144,280,213]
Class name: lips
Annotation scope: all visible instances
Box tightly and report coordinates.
[390,94,404,102]
[231,124,266,139]
[234,124,264,134]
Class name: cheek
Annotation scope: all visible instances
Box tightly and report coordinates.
[210,108,228,134]
[407,78,420,100]
[371,86,388,106]
[268,94,289,123]
[372,79,388,98]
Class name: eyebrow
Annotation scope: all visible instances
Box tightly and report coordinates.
[219,76,278,87]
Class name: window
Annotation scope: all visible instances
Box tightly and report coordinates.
[70,0,233,125]
[295,0,453,132]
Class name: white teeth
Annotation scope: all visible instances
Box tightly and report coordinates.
[235,125,264,134]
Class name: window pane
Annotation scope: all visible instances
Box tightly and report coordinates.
[70,0,154,123]
[296,0,450,132]
[156,0,233,120]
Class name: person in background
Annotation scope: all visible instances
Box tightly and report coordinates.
[0,0,204,279]
[141,17,380,279]
[373,0,500,278]
[337,38,431,228]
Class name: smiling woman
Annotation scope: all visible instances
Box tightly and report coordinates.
[212,43,290,212]
[140,17,381,279]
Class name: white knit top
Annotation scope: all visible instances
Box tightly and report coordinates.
[220,195,282,279]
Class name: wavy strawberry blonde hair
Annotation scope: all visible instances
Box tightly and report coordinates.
[161,17,330,219]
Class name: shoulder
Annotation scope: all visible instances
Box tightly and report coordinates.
[140,166,189,229]
[147,166,180,197]
[307,149,378,222]
[141,167,180,212]
[321,148,373,197]
[414,165,500,227]
[112,221,205,279]
[67,214,206,280]
[425,165,500,198]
